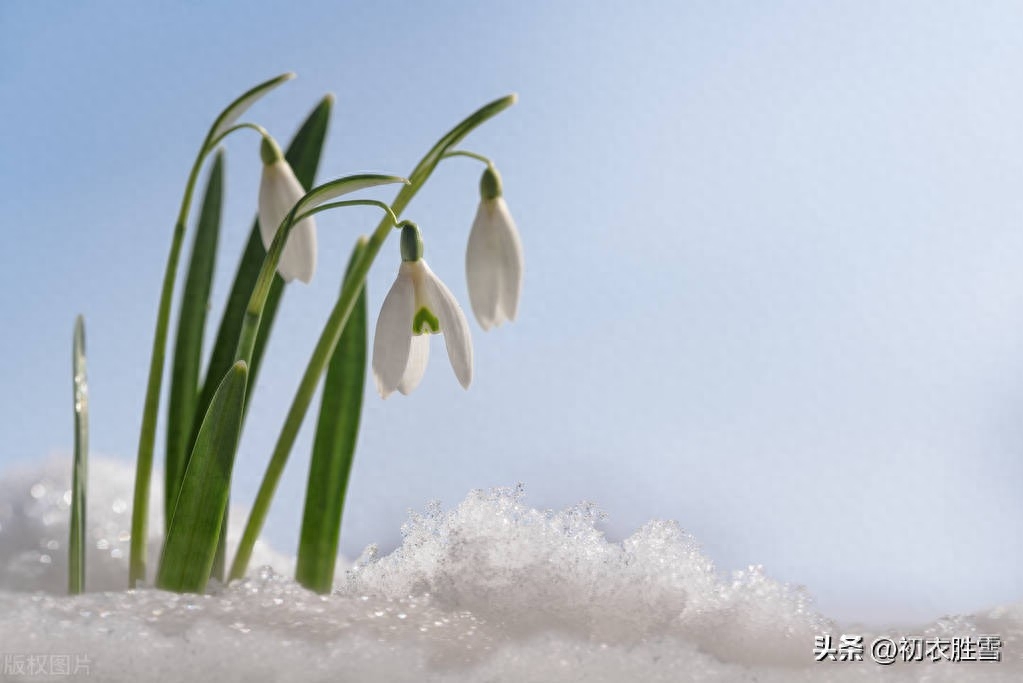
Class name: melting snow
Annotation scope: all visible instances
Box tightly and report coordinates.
[0,457,1019,682]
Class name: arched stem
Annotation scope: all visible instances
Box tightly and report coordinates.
[442,149,494,167]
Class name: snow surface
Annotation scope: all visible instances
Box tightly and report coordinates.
[0,457,1019,682]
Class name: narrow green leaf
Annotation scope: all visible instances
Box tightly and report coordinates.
[295,240,368,593]
[157,361,247,594]
[69,316,88,595]
[197,97,331,581]
[165,152,224,531]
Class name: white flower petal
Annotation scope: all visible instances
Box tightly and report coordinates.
[466,197,524,329]
[258,162,298,249]
[398,334,430,395]
[465,201,502,330]
[490,197,524,323]
[258,160,317,283]
[372,270,415,398]
[278,215,317,283]
[421,261,473,389]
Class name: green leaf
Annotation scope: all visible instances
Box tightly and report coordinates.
[295,239,368,593]
[156,361,247,594]
[206,72,295,146]
[193,96,333,581]
[69,316,88,595]
[165,151,224,531]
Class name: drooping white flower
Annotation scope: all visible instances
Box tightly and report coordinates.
[258,136,317,283]
[465,165,523,330]
[372,224,473,398]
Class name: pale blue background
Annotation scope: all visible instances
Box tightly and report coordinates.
[2,1,1023,623]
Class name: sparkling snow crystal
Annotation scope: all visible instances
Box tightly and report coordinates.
[0,458,1019,682]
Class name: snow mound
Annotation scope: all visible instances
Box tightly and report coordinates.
[0,458,1019,682]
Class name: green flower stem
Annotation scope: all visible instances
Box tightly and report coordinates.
[229,93,518,581]
[441,149,494,166]
[229,213,396,581]
[233,203,299,370]
[208,122,272,149]
[294,199,399,226]
[129,149,205,588]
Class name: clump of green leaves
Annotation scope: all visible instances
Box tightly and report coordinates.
[69,74,517,595]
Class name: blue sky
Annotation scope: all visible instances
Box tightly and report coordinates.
[3,1,1023,623]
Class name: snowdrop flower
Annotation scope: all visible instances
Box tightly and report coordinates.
[465,165,523,330]
[258,136,317,283]
[373,223,473,398]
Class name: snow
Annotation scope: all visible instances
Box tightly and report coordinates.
[0,457,1019,682]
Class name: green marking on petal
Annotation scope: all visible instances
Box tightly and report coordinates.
[413,307,440,335]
